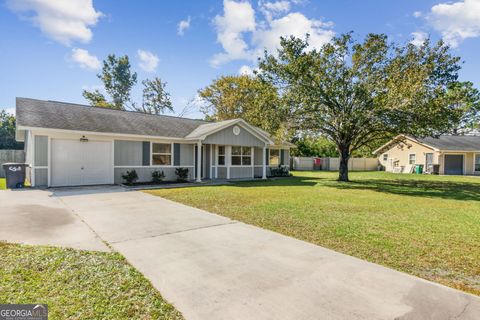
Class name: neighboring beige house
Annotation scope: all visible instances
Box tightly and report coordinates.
[374,135,480,175]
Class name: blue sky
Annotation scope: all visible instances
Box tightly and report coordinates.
[1,0,479,118]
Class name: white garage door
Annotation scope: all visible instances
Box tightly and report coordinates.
[51,139,113,187]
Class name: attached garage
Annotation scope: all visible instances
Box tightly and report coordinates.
[444,154,464,175]
[51,139,113,187]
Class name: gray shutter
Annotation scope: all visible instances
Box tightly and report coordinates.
[174,143,180,166]
[265,148,269,165]
[280,149,285,165]
[142,142,150,166]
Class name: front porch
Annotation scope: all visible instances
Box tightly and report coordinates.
[194,143,270,182]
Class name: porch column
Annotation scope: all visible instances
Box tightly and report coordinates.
[262,146,267,179]
[196,140,202,182]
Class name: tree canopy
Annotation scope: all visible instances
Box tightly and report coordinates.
[0,110,23,150]
[258,33,479,181]
[83,54,173,115]
[198,75,291,141]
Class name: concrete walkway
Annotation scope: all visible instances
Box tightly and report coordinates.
[2,186,479,319]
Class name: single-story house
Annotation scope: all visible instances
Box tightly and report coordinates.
[15,98,293,187]
[374,134,480,175]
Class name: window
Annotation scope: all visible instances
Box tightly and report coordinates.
[218,146,225,166]
[408,154,416,165]
[231,146,252,166]
[383,154,388,161]
[269,149,280,166]
[475,154,480,172]
[152,143,172,165]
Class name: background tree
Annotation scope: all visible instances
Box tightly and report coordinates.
[198,75,291,141]
[83,54,172,115]
[259,34,479,181]
[291,136,338,157]
[0,110,23,149]
[139,78,173,114]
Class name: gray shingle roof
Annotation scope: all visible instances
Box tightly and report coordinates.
[16,98,209,138]
[417,135,480,151]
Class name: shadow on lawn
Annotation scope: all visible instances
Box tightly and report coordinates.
[235,175,480,202]
[319,178,480,202]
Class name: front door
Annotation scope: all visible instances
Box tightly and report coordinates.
[425,153,434,171]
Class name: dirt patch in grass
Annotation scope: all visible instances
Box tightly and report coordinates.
[0,242,183,320]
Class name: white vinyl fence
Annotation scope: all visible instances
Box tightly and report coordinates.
[0,150,25,178]
[321,157,378,171]
[292,157,315,171]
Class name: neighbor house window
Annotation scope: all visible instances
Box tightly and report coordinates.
[383,154,388,161]
[218,146,225,166]
[269,149,280,166]
[231,146,252,166]
[152,143,172,165]
[475,154,480,172]
[409,154,416,165]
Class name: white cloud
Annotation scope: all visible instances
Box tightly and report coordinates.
[137,49,159,72]
[260,0,291,20]
[177,16,191,35]
[413,11,422,18]
[427,0,480,47]
[3,108,16,116]
[410,31,428,47]
[210,0,334,67]
[210,0,256,67]
[253,12,334,56]
[239,65,254,76]
[71,48,100,70]
[6,0,102,45]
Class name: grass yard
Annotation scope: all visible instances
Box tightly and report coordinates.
[0,178,5,190]
[0,242,183,320]
[146,171,480,296]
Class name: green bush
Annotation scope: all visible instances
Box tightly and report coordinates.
[269,165,290,177]
[151,170,165,183]
[121,170,138,185]
[175,168,189,182]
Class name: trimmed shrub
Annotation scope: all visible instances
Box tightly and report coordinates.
[122,170,138,185]
[151,170,166,183]
[175,168,189,182]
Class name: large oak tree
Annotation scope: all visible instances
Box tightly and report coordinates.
[259,34,479,181]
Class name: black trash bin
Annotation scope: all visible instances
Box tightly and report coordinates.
[2,163,28,189]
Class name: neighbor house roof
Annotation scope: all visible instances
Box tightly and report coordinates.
[417,135,480,151]
[16,97,209,139]
[373,134,480,154]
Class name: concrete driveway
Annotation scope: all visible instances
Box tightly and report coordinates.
[2,187,480,319]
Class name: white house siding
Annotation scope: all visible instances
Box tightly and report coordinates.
[203,124,265,147]
[217,167,227,179]
[230,166,253,179]
[33,135,48,186]
[114,140,143,166]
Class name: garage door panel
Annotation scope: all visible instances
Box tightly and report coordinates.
[444,155,463,175]
[51,139,113,186]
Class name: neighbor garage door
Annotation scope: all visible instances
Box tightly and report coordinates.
[444,154,464,175]
[51,139,113,187]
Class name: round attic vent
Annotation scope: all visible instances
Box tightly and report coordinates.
[233,126,241,135]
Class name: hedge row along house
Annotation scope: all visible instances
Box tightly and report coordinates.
[15,98,293,187]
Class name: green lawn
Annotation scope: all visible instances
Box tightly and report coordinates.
[0,178,5,190]
[0,242,183,320]
[146,171,480,296]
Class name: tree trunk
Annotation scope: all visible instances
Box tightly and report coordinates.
[338,147,350,182]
